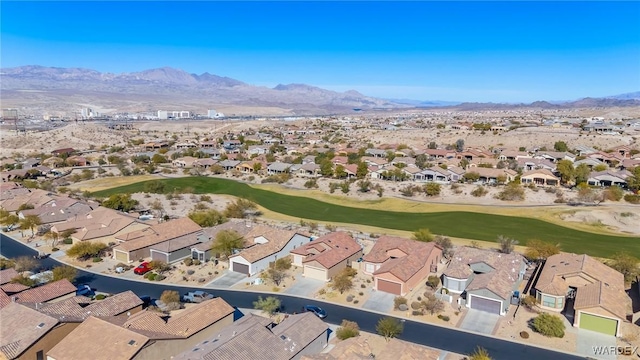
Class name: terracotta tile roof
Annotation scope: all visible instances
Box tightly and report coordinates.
[114,217,202,252]
[0,268,18,285]
[465,268,520,300]
[32,291,143,322]
[149,233,202,253]
[444,247,523,280]
[536,253,628,319]
[0,189,54,212]
[0,283,30,294]
[112,297,234,339]
[364,236,442,282]
[291,232,362,269]
[52,206,140,240]
[13,279,76,304]
[175,312,328,360]
[0,290,10,309]
[192,220,255,252]
[21,199,94,224]
[231,225,309,263]
[0,302,59,359]
[47,316,149,360]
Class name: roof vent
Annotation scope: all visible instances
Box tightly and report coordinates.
[128,340,136,346]
[37,323,45,328]
[280,335,287,340]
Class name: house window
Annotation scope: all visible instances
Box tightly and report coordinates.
[542,295,558,308]
[37,351,44,360]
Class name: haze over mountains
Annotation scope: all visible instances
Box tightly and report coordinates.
[1,65,638,116]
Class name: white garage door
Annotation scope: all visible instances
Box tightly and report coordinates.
[470,295,501,314]
[304,266,327,281]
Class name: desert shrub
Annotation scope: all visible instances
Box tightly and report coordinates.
[411,301,422,310]
[51,247,59,252]
[426,275,440,289]
[95,294,106,300]
[496,183,525,201]
[318,288,326,295]
[441,288,449,294]
[412,310,423,316]
[303,179,319,189]
[353,300,359,304]
[423,182,441,196]
[393,296,408,310]
[471,186,488,197]
[520,295,537,309]
[63,238,73,245]
[154,274,166,281]
[520,331,530,339]
[147,273,157,281]
[193,259,201,266]
[532,313,565,338]
[336,320,360,340]
[183,258,193,266]
[360,284,366,288]
[437,315,450,321]
[366,279,371,283]
[358,291,364,296]
[92,257,102,263]
[624,194,640,204]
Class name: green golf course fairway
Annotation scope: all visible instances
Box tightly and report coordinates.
[93,177,640,258]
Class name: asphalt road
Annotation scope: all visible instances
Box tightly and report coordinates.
[0,233,586,360]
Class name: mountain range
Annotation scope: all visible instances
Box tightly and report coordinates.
[1,65,639,116]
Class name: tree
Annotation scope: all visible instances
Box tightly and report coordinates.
[223,198,257,219]
[211,230,244,259]
[532,313,565,338]
[357,179,371,192]
[356,161,368,179]
[421,292,445,315]
[274,257,292,271]
[101,194,138,212]
[412,228,434,242]
[188,209,226,227]
[423,182,441,196]
[253,296,281,317]
[524,239,560,262]
[43,229,60,248]
[11,274,37,287]
[0,212,19,228]
[468,346,492,360]
[336,320,360,340]
[627,166,640,192]
[266,267,286,286]
[415,154,428,169]
[455,139,465,152]
[609,252,639,283]
[160,290,181,311]
[426,275,440,289]
[20,215,42,236]
[14,256,38,272]
[434,235,454,259]
[331,268,355,294]
[319,159,334,177]
[574,163,591,185]
[553,141,568,152]
[143,180,166,194]
[66,242,108,261]
[497,235,518,254]
[376,317,403,341]
[556,160,575,184]
[463,171,480,182]
[52,265,77,282]
[334,165,347,179]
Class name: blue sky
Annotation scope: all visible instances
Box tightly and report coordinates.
[1,1,639,102]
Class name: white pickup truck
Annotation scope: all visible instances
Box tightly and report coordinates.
[182,291,215,303]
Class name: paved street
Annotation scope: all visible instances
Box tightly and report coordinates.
[284,277,324,297]
[1,233,585,360]
[576,329,617,360]
[460,309,500,335]
[362,289,395,312]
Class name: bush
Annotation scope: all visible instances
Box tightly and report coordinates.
[496,183,525,201]
[92,257,102,263]
[437,315,450,321]
[532,313,565,338]
[412,310,423,316]
[95,294,106,300]
[394,296,408,310]
[353,300,359,304]
[520,295,537,309]
[63,238,73,245]
[183,258,193,266]
[426,275,440,289]
[193,259,201,266]
[411,301,422,310]
[520,331,530,339]
[471,186,488,197]
[360,284,366,288]
[358,292,364,296]
[336,320,360,340]
[147,273,157,281]
[603,187,624,201]
[51,247,59,252]
[624,194,640,204]
[441,288,449,294]
[154,274,166,281]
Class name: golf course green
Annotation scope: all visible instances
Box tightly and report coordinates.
[93,177,640,258]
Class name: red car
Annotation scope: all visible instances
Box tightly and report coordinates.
[134,262,152,275]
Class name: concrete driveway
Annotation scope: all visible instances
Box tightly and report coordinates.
[207,271,248,288]
[576,329,617,360]
[459,309,500,335]
[362,290,396,312]
[284,277,325,297]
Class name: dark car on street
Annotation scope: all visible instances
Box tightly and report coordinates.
[302,305,327,319]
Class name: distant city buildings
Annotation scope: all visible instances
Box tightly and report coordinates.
[207,109,225,119]
[158,110,192,119]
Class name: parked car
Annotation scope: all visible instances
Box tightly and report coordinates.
[134,262,152,275]
[76,284,95,298]
[182,291,215,303]
[302,305,327,319]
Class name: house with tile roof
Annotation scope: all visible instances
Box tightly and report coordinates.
[190,220,256,262]
[0,268,19,286]
[587,169,631,187]
[362,236,443,296]
[112,217,202,263]
[291,232,363,281]
[533,253,629,337]
[174,312,328,360]
[12,279,77,305]
[442,247,526,316]
[19,197,96,225]
[229,225,311,276]
[51,207,147,245]
[0,302,67,360]
[520,169,560,187]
